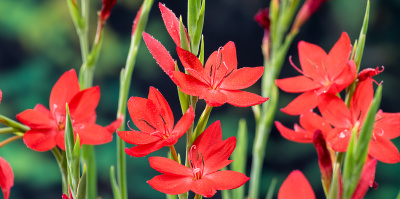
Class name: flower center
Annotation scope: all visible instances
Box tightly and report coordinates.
[135,114,171,139]
[189,145,205,180]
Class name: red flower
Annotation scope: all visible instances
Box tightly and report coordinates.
[292,0,329,32]
[0,157,13,199]
[117,87,195,157]
[318,78,400,163]
[275,111,332,143]
[171,42,268,107]
[278,170,316,199]
[99,0,117,23]
[254,7,271,33]
[276,32,356,115]
[0,89,2,103]
[17,69,121,151]
[147,121,249,197]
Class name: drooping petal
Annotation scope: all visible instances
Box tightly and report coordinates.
[221,90,268,107]
[201,89,228,107]
[124,142,165,157]
[149,156,192,176]
[105,115,123,133]
[326,128,351,152]
[351,158,377,199]
[148,87,174,132]
[275,122,313,143]
[176,47,209,84]
[159,2,189,47]
[281,91,317,115]
[191,178,217,198]
[16,109,56,129]
[298,41,327,82]
[169,71,209,97]
[325,32,352,79]
[171,106,195,141]
[300,111,332,138]
[275,76,320,93]
[374,112,400,139]
[0,157,13,199]
[368,136,400,164]
[220,66,264,90]
[143,32,176,75]
[351,78,373,123]
[147,174,192,195]
[278,170,316,199]
[117,130,161,145]
[74,123,113,145]
[69,86,100,123]
[23,129,58,152]
[49,69,80,115]
[318,94,352,128]
[204,170,249,191]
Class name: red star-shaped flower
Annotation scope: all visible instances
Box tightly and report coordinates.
[147,121,249,197]
[117,87,195,157]
[17,69,121,151]
[0,157,13,199]
[318,78,400,163]
[276,32,356,115]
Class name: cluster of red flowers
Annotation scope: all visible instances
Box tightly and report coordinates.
[274,32,400,197]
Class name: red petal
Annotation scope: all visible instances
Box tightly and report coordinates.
[143,32,176,75]
[204,42,237,85]
[34,104,52,116]
[278,170,316,199]
[0,157,13,199]
[325,32,352,79]
[220,41,237,71]
[221,90,268,107]
[147,174,192,195]
[205,170,249,190]
[148,87,174,132]
[169,71,208,97]
[318,94,352,128]
[176,47,209,84]
[298,41,327,82]
[117,130,160,145]
[192,121,222,152]
[56,130,66,150]
[127,97,158,134]
[275,121,313,143]
[16,109,56,129]
[105,115,123,133]
[149,156,192,176]
[281,91,317,115]
[374,112,400,139]
[326,128,351,152]
[74,123,113,145]
[191,178,217,198]
[329,60,357,94]
[351,79,373,123]
[0,90,2,103]
[202,89,228,107]
[313,130,333,189]
[49,69,80,115]
[220,66,264,90]
[368,136,400,164]
[171,106,195,142]
[203,138,236,174]
[276,76,320,93]
[300,112,332,138]
[69,86,100,123]
[23,129,58,152]
[351,158,377,199]
[124,142,165,157]
[159,2,189,47]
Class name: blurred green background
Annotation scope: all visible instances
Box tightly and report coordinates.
[0,0,399,198]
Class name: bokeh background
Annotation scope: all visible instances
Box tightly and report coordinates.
[1,0,400,198]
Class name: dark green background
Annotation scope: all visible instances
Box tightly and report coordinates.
[0,0,399,198]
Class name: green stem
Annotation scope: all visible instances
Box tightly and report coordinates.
[115,1,154,199]
[82,145,96,199]
[191,105,212,144]
[0,127,15,135]
[169,145,179,162]
[51,148,69,194]
[328,152,344,199]
[0,114,29,132]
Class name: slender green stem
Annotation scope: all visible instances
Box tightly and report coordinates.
[51,148,69,194]
[0,135,23,149]
[0,114,29,132]
[115,1,154,199]
[191,105,212,144]
[328,152,344,199]
[0,127,15,135]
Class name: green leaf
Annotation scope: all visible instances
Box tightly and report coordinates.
[265,178,277,199]
[187,0,198,46]
[110,166,122,199]
[179,16,190,51]
[191,105,213,144]
[191,0,205,55]
[199,35,204,65]
[65,103,78,195]
[354,0,370,71]
[232,119,248,199]
[76,165,87,199]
